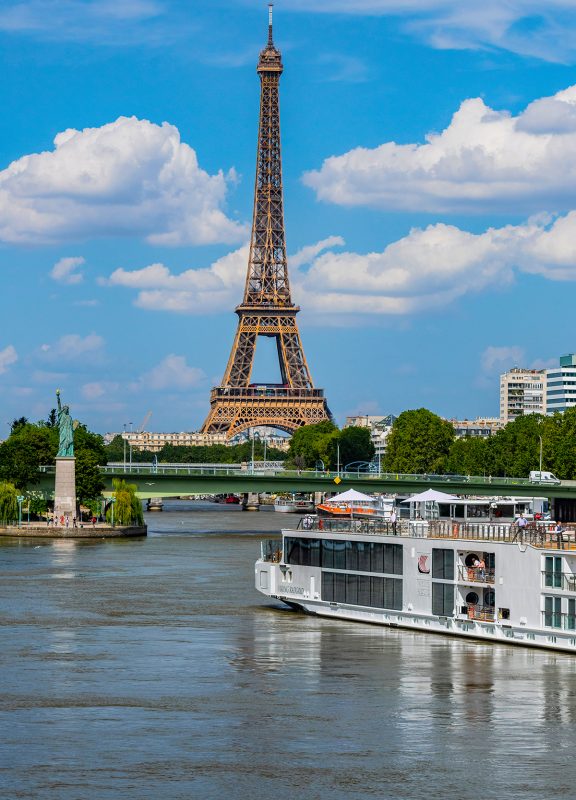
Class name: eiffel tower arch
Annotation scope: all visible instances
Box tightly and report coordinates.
[201,6,331,439]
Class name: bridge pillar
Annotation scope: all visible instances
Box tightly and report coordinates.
[243,492,260,511]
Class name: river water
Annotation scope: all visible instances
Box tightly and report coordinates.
[2,500,576,799]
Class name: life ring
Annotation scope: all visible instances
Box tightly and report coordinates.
[468,605,475,619]
[302,515,313,530]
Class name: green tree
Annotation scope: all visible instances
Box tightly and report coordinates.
[334,426,375,470]
[384,409,455,474]
[288,421,339,469]
[0,482,18,524]
[74,425,107,463]
[10,416,28,434]
[107,479,144,526]
[489,414,547,478]
[0,424,57,489]
[76,450,106,507]
[446,437,492,476]
[546,409,576,479]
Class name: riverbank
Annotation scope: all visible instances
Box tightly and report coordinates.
[0,523,147,538]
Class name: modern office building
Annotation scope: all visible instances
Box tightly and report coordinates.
[499,368,546,423]
[546,354,576,414]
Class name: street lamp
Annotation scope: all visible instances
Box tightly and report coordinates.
[129,422,133,471]
[107,497,116,527]
[16,495,24,528]
[538,435,543,480]
[123,423,127,470]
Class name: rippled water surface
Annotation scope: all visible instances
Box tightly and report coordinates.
[2,500,576,799]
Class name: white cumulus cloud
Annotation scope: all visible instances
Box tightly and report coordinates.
[304,85,576,214]
[0,116,246,246]
[39,333,105,362]
[288,1,576,62]
[0,344,18,374]
[101,211,576,319]
[51,256,85,284]
[104,237,343,314]
[480,345,525,375]
[139,355,205,391]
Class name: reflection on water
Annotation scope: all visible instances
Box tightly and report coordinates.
[1,500,576,799]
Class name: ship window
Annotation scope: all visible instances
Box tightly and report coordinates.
[321,571,401,610]
[333,540,346,570]
[334,571,346,603]
[544,556,562,588]
[321,539,334,569]
[309,539,321,567]
[346,541,359,571]
[384,577,402,610]
[371,576,384,608]
[569,599,576,631]
[371,543,384,573]
[384,544,403,575]
[357,541,371,572]
[544,596,562,628]
[285,537,300,564]
[358,574,371,606]
[499,608,510,620]
[322,571,334,601]
[432,583,454,616]
[346,573,359,605]
[432,549,454,580]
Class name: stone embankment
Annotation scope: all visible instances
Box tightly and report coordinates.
[0,524,147,538]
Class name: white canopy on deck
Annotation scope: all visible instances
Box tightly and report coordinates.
[325,489,375,504]
[401,489,459,503]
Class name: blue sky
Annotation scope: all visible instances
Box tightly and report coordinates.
[2,0,576,434]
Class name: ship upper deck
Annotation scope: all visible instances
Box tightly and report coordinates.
[275,517,576,551]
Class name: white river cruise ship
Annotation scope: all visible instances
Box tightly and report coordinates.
[255,517,576,653]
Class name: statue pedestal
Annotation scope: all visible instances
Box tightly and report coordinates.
[54,457,76,522]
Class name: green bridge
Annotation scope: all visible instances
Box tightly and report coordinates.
[36,465,576,502]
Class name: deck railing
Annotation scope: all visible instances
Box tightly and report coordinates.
[458,566,496,584]
[296,517,576,548]
[464,605,496,622]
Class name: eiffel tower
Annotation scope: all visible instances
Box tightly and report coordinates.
[201,6,331,438]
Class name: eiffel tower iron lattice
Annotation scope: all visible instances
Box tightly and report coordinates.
[201,7,331,438]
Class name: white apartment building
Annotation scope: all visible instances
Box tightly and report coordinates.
[500,368,546,423]
[449,417,503,438]
[344,414,397,464]
[120,431,229,452]
[546,354,576,414]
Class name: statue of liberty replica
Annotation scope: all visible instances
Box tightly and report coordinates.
[53,389,78,524]
[56,389,76,457]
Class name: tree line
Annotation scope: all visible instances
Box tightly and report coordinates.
[287,408,576,480]
[384,408,576,479]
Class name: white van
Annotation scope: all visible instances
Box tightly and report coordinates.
[529,470,561,484]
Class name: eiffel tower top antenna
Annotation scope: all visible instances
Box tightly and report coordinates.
[268,3,274,45]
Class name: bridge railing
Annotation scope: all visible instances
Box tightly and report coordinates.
[37,464,538,485]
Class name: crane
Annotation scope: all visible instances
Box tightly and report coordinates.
[139,411,152,432]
